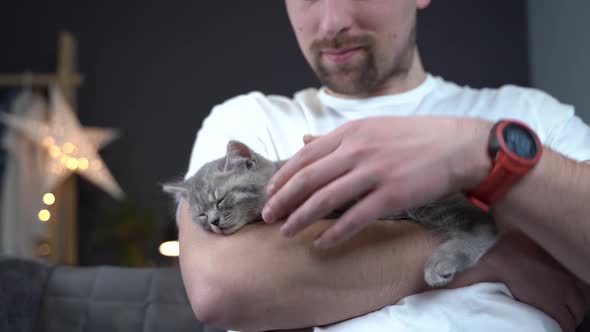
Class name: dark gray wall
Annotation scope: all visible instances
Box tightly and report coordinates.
[528,0,590,123]
[0,1,528,265]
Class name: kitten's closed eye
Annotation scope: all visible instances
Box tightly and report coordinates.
[198,214,208,223]
[216,194,227,209]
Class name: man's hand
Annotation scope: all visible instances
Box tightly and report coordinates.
[450,231,590,332]
[263,116,492,248]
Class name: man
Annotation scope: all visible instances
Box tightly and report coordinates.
[178,0,590,331]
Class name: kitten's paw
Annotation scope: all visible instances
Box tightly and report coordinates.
[424,258,457,287]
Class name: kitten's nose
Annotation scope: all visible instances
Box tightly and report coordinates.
[211,218,220,227]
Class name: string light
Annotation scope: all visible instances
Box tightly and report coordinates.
[78,157,89,170]
[43,193,55,205]
[37,243,51,256]
[66,158,79,170]
[38,209,51,222]
[40,193,55,224]
[62,142,76,154]
[159,241,179,257]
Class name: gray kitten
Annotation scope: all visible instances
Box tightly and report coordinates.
[163,140,497,287]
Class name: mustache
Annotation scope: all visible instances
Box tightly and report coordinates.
[311,35,373,52]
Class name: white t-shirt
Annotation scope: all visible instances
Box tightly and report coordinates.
[186,74,590,332]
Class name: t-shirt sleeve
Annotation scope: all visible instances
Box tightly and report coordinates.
[538,93,590,162]
[184,94,271,179]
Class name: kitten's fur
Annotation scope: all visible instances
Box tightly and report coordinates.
[164,140,497,287]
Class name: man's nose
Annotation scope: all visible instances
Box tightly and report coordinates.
[319,0,354,38]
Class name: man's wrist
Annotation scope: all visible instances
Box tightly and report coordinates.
[453,118,493,191]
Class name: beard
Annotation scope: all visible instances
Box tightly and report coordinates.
[310,25,416,96]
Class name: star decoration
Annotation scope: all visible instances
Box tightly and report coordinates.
[0,86,124,200]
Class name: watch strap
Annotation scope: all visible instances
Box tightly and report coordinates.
[465,120,542,212]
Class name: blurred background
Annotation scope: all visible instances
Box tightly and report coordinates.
[0,0,587,267]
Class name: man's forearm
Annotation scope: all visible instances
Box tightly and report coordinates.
[177,201,438,331]
[493,149,590,282]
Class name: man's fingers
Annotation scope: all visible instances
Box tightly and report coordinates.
[267,121,357,198]
[266,135,341,199]
[313,190,388,249]
[280,169,376,236]
[263,152,352,223]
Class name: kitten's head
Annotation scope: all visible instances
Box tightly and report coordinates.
[163,140,277,234]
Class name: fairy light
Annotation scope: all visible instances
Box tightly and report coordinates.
[38,209,51,222]
[37,243,51,256]
[40,193,55,223]
[43,193,55,205]
[66,158,79,170]
[62,142,76,154]
[78,157,89,170]
[159,241,179,257]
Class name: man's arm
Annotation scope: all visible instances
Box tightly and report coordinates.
[263,117,590,282]
[492,153,590,282]
[177,200,438,331]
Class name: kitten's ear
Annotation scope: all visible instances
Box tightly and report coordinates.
[162,181,189,200]
[225,140,256,171]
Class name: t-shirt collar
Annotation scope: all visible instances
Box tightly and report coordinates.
[318,74,436,112]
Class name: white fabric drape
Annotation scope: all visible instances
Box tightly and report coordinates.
[0,90,48,257]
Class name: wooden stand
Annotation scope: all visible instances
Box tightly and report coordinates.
[0,31,83,265]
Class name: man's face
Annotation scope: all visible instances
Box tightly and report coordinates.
[286,0,430,96]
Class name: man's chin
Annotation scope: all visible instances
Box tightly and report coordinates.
[321,76,367,96]
[315,64,369,93]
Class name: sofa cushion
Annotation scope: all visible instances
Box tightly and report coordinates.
[34,264,223,332]
[0,256,53,332]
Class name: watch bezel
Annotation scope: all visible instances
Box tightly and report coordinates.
[489,119,542,166]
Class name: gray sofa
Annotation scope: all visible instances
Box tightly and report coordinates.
[0,256,224,332]
[2,256,589,332]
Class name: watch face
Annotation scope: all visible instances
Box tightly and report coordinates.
[502,123,538,159]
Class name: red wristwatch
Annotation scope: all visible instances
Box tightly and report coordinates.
[466,119,543,212]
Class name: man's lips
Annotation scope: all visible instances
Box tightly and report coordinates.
[321,47,363,64]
